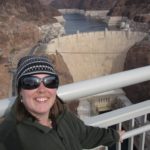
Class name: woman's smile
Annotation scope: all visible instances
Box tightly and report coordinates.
[20,74,57,118]
[35,97,48,102]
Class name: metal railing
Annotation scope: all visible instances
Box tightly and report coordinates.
[83,100,150,150]
[0,66,150,150]
[1,65,150,116]
[57,65,150,101]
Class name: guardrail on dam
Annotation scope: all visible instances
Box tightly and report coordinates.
[46,30,147,82]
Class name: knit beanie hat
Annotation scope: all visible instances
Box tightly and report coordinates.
[15,55,58,89]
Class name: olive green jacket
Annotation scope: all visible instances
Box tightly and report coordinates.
[0,110,119,150]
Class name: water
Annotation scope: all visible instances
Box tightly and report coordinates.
[63,13,107,35]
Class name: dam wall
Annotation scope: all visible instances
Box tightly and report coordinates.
[46,30,147,82]
[58,9,85,15]
[85,10,109,19]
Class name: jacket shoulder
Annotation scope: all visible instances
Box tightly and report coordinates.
[0,118,23,150]
[0,119,16,142]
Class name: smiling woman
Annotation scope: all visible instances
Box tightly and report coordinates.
[19,74,58,124]
[0,55,124,150]
[14,56,64,123]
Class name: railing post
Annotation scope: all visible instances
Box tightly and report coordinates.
[139,115,147,150]
[116,123,122,150]
[128,118,135,150]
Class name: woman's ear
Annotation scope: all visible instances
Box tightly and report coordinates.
[18,93,23,103]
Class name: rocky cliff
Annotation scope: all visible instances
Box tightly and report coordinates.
[51,0,116,10]
[39,0,53,5]
[0,0,59,23]
[109,0,150,23]
[0,0,63,99]
[81,0,116,10]
[51,0,82,9]
[123,40,150,103]
[0,0,60,56]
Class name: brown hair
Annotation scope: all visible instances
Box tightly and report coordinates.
[13,94,66,123]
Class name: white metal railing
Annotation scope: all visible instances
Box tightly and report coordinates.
[83,100,150,150]
[0,66,150,150]
[1,66,150,117]
[0,97,16,117]
[84,100,150,127]
[57,65,150,101]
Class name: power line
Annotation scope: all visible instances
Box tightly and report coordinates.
[48,51,128,54]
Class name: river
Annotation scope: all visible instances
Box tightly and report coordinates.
[63,13,107,35]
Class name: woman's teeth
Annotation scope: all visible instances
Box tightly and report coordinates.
[36,98,47,102]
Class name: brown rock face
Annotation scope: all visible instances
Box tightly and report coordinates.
[39,0,53,5]
[134,14,150,23]
[0,0,61,99]
[109,0,150,22]
[0,0,59,23]
[51,0,116,10]
[123,41,150,103]
[80,0,116,10]
[0,57,10,99]
[0,0,60,56]
[51,0,82,9]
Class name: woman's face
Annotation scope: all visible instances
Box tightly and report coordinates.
[20,74,57,118]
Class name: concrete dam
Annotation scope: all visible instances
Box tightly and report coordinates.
[46,30,147,82]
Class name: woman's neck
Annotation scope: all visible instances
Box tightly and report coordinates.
[31,113,52,128]
[38,117,52,128]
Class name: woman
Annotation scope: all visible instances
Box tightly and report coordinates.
[0,55,124,150]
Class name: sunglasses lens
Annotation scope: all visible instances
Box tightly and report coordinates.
[21,77,40,89]
[20,75,59,90]
[44,76,59,89]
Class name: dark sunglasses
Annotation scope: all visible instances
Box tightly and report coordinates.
[20,75,59,90]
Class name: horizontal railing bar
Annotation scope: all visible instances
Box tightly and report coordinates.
[122,124,150,140]
[0,97,16,117]
[0,89,124,118]
[1,66,150,117]
[84,124,150,150]
[57,66,150,101]
[83,100,150,127]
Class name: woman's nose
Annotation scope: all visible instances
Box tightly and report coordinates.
[37,82,46,92]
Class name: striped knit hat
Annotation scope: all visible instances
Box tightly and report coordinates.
[15,55,58,89]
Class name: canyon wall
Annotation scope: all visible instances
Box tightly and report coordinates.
[51,0,116,10]
[109,0,150,23]
[123,41,150,103]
